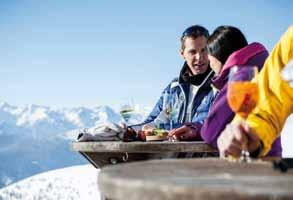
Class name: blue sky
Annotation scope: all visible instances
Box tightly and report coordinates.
[0,0,292,109]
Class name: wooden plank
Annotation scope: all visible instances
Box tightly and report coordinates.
[71,141,216,153]
[98,158,293,200]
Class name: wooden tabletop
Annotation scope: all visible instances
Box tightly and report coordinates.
[98,158,293,200]
[71,141,216,153]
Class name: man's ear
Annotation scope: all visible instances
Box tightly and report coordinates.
[180,48,185,59]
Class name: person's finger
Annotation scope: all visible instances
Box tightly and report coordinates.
[242,121,250,132]
[225,143,242,158]
[168,126,181,136]
[217,125,232,154]
[217,136,226,155]
[180,134,187,140]
[230,135,243,148]
[245,129,259,142]
[227,122,249,149]
[233,127,248,149]
[218,123,246,157]
[245,130,261,153]
[218,136,233,156]
[220,129,242,157]
[174,126,189,134]
[175,126,193,141]
[174,132,188,141]
[168,126,188,136]
[178,130,194,141]
[168,128,177,137]
[240,122,262,152]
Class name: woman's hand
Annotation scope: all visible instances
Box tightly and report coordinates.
[168,123,201,141]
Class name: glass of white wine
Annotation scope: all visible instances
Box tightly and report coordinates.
[120,99,135,125]
[162,91,180,130]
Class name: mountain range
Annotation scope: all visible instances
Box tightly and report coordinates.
[0,102,147,188]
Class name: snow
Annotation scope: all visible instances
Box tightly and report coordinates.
[64,111,84,127]
[0,165,101,200]
[17,107,50,126]
[0,102,128,138]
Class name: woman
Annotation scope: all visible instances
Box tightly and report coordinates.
[201,26,282,157]
[218,26,293,158]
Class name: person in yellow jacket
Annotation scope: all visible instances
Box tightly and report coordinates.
[217,26,293,158]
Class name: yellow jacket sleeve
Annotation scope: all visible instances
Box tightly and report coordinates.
[235,26,293,156]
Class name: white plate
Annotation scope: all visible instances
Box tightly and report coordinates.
[146,135,167,141]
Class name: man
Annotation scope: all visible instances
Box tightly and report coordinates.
[133,25,214,141]
[217,26,293,158]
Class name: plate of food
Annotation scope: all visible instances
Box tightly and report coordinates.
[139,125,169,141]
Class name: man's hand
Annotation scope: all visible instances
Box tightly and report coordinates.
[168,124,200,141]
[217,121,261,158]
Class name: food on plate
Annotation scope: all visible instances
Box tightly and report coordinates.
[138,125,169,141]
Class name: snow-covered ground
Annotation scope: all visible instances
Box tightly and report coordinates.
[0,165,100,200]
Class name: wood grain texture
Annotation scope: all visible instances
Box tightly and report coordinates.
[71,141,216,153]
[99,158,293,200]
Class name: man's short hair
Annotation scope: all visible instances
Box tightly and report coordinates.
[181,25,209,50]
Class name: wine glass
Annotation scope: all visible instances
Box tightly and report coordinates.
[162,92,180,130]
[161,91,181,142]
[227,65,259,162]
[120,99,135,125]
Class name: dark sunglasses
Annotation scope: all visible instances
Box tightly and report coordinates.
[181,25,209,39]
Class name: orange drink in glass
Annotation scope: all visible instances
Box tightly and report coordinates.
[227,65,259,162]
[227,81,259,119]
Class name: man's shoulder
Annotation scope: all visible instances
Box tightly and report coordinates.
[169,77,180,88]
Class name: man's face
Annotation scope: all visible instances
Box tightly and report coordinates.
[180,36,209,75]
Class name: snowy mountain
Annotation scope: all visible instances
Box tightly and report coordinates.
[0,102,148,188]
[0,164,101,200]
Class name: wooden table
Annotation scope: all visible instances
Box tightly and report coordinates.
[98,158,293,200]
[71,141,217,168]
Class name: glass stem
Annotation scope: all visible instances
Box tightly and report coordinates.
[240,117,248,151]
[240,117,251,162]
